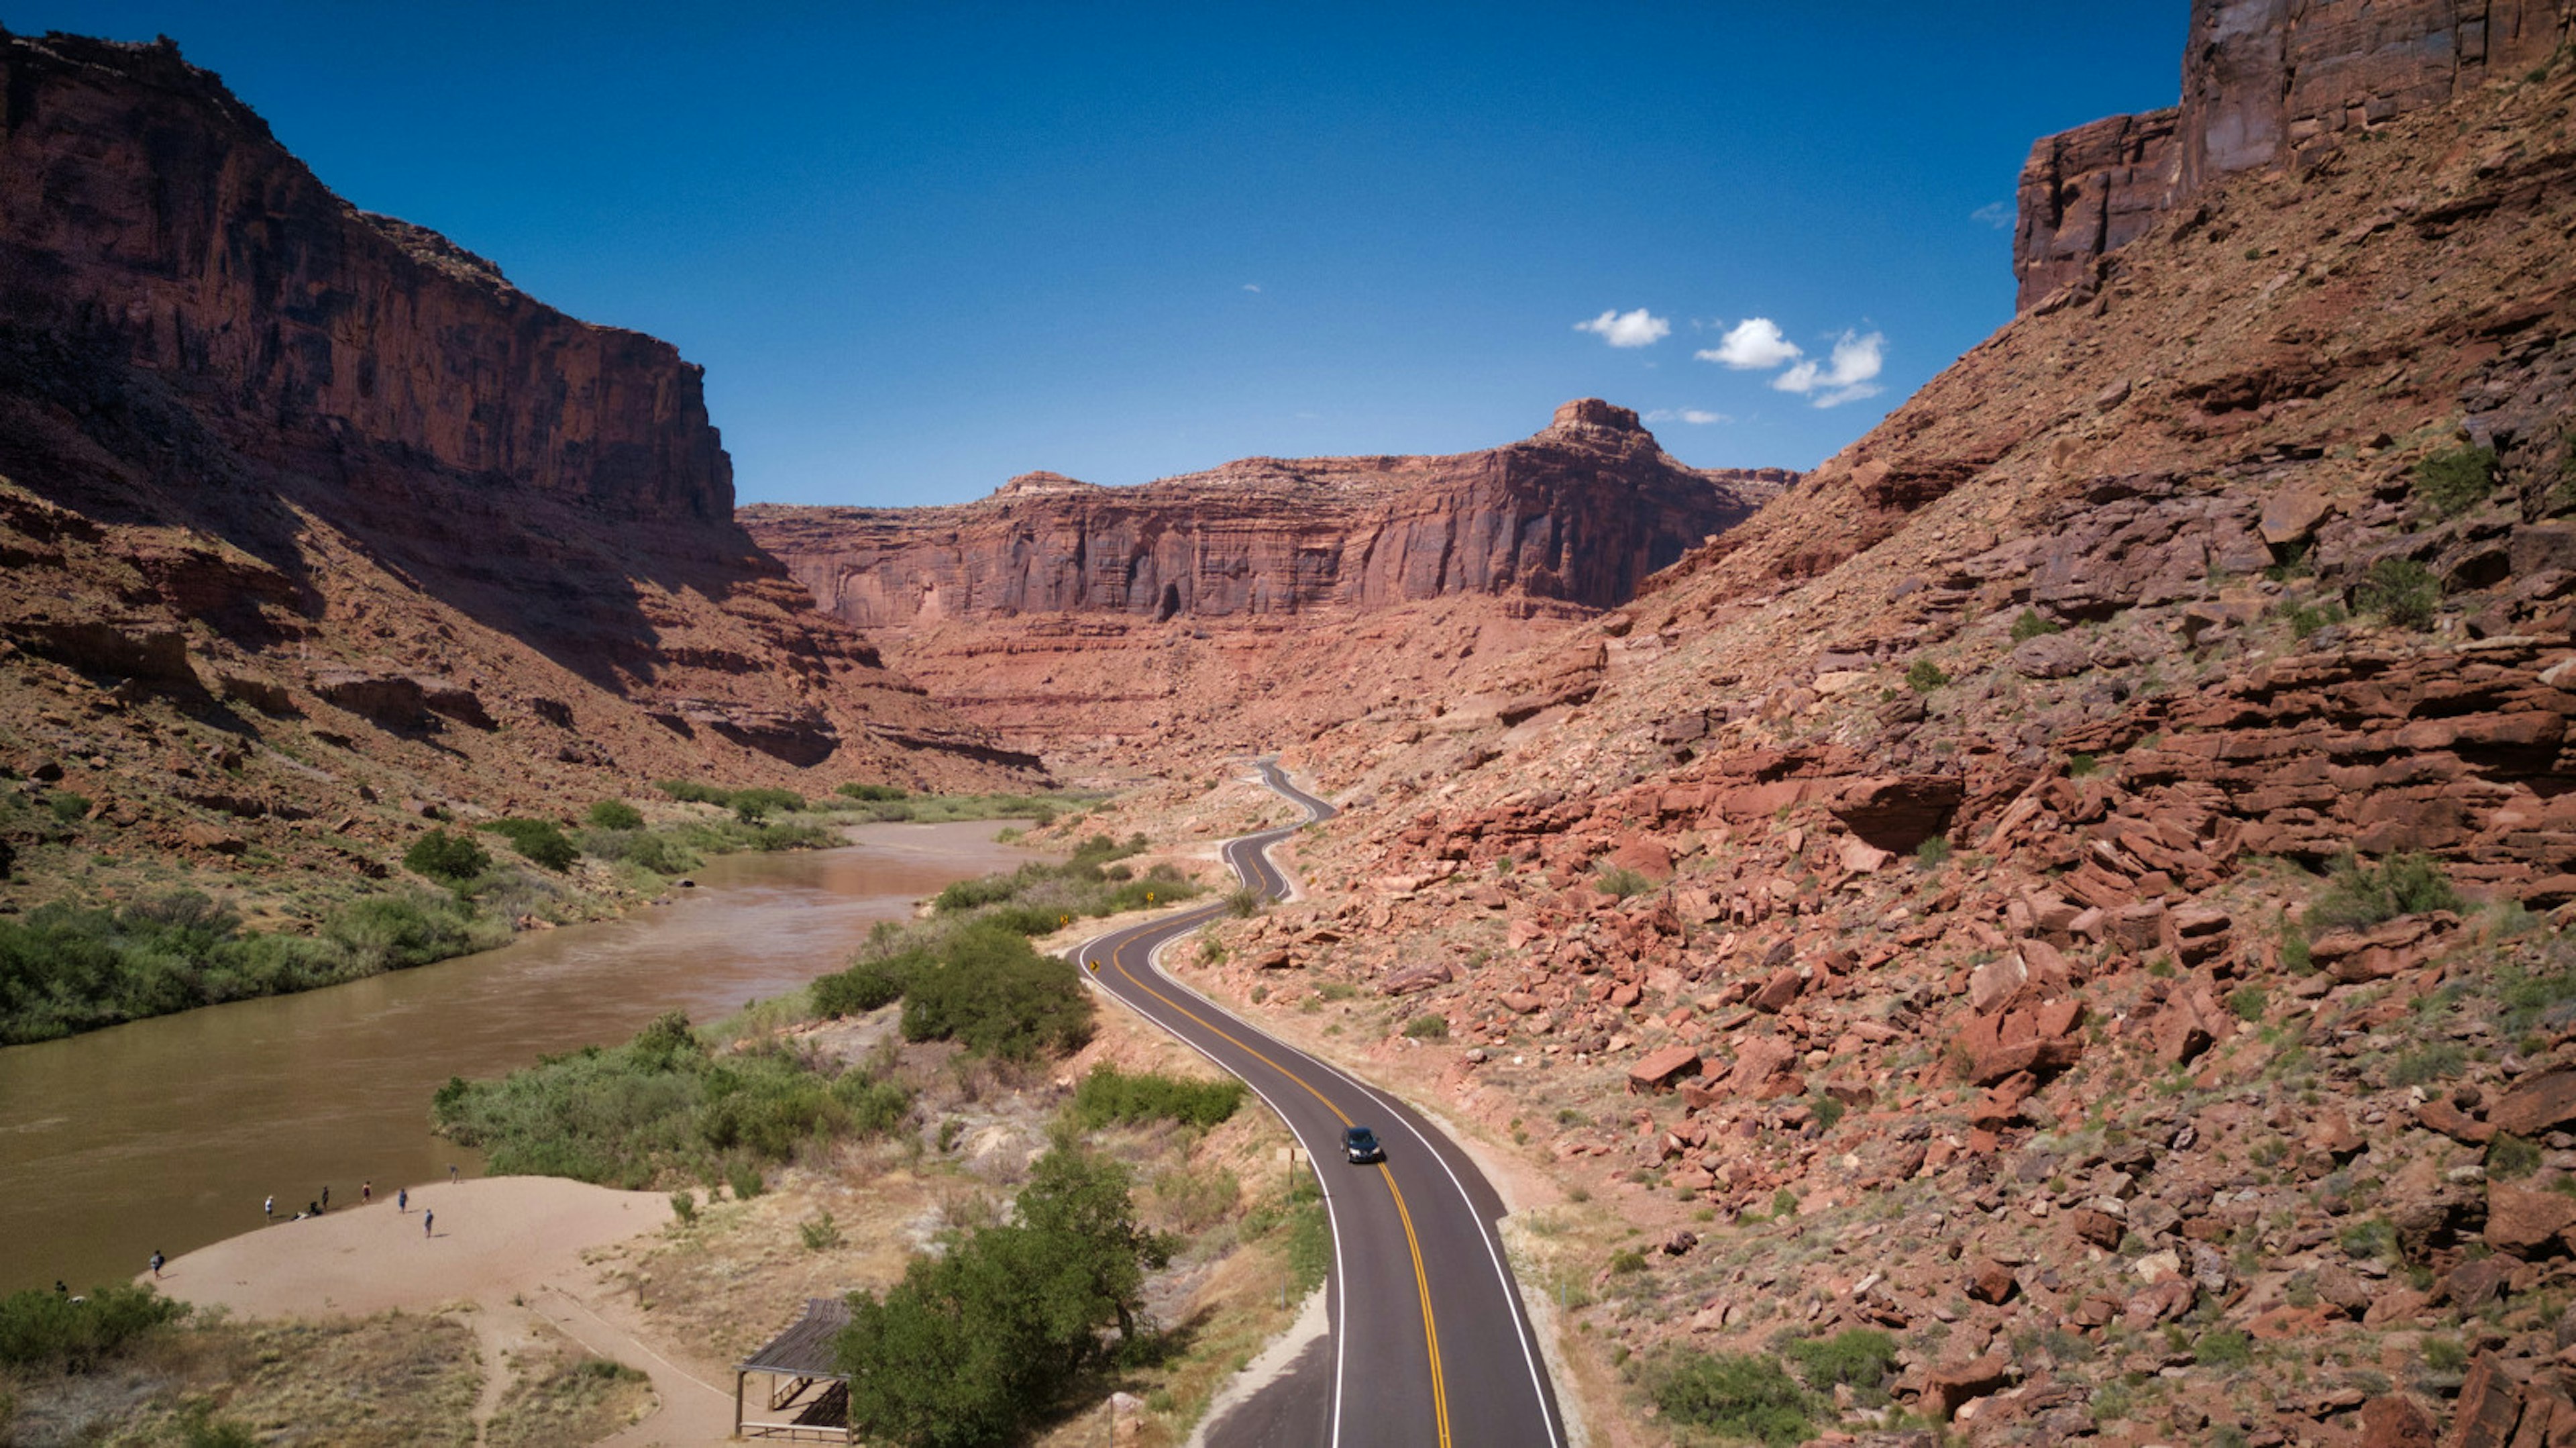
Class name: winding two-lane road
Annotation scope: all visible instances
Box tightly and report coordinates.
[1075,760,1566,1448]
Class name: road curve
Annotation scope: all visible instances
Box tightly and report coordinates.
[1074,760,1566,1448]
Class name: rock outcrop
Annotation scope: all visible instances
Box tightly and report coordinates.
[2014,0,2575,308]
[0,29,1040,902]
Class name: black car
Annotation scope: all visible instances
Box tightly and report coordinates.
[1342,1126,1385,1164]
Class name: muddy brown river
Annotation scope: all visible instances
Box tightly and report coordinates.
[0,821,1039,1294]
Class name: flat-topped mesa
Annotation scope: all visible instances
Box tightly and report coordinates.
[741,402,1792,631]
[0,28,730,523]
[2012,0,2575,309]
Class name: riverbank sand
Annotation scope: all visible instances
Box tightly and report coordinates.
[153,1176,741,1446]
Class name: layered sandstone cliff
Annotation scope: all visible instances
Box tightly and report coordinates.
[0,30,1036,903]
[741,401,1788,756]
[745,399,1786,628]
[2015,0,2573,309]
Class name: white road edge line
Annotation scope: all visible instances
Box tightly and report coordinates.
[1230,766,1563,1448]
[1069,829,1351,1448]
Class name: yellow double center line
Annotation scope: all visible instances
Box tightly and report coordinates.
[1102,931,1452,1448]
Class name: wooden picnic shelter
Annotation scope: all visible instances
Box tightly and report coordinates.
[735,1297,853,1442]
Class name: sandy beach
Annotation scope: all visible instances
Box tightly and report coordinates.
[152,1176,741,1446]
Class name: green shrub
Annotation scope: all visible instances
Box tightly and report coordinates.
[587,800,645,831]
[1807,1094,1846,1131]
[2490,1132,2544,1180]
[1913,837,1953,870]
[323,892,492,970]
[2390,1041,2465,1085]
[800,1210,844,1250]
[1770,1188,1800,1219]
[2010,609,2062,642]
[1609,1249,1648,1274]
[46,791,92,824]
[1595,865,1654,898]
[2068,753,2100,778]
[2424,1337,2469,1373]
[657,779,731,805]
[1904,658,1951,693]
[1782,1329,1898,1401]
[670,1190,697,1224]
[1648,1351,1813,1447]
[2304,853,2461,933]
[1403,1013,1450,1041]
[1226,886,1265,918]
[2355,557,2440,629]
[836,782,910,802]
[833,1076,914,1136]
[812,958,912,1017]
[2281,597,2348,638]
[482,818,580,871]
[0,1282,182,1369]
[1071,1065,1245,1130]
[898,923,1093,1060]
[2413,445,2498,517]
[2228,985,2268,1022]
[403,828,491,882]
[2196,1329,2253,1366]
[727,1159,765,1200]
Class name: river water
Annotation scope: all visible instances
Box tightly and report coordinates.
[0,820,1038,1294]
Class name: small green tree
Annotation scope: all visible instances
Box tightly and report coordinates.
[402,829,491,884]
[483,819,578,871]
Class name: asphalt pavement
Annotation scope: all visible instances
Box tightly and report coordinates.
[1075,760,1566,1448]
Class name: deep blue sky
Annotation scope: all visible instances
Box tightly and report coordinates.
[12,3,2184,505]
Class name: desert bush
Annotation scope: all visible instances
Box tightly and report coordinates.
[1913,837,1953,870]
[0,1282,183,1369]
[403,828,491,883]
[1226,886,1265,918]
[800,1210,844,1250]
[586,799,645,830]
[1403,1013,1450,1041]
[1647,1349,1813,1447]
[1904,658,1951,692]
[482,818,580,871]
[812,957,913,1017]
[2303,852,2460,933]
[2355,556,2440,629]
[836,782,909,802]
[1595,865,1654,898]
[1071,1065,1244,1129]
[2010,609,2061,641]
[2413,444,2498,517]
[1782,1329,1898,1402]
[899,924,1093,1060]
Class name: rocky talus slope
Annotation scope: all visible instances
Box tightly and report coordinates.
[742,399,1787,760]
[1048,32,2576,1448]
[0,32,1038,909]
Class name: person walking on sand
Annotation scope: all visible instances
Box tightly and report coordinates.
[448,1163,458,1184]
[149,1249,164,1279]
[397,1187,408,1213]
[362,1180,372,1205]
[423,1209,434,1239]
[264,1194,274,1221]
[320,1184,329,1212]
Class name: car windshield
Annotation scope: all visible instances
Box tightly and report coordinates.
[1348,1129,1376,1146]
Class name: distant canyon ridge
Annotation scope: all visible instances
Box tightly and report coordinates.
[742,400,1792,756]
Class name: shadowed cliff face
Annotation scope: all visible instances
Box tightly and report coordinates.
[0,30,729,523]
[0,28,1041,862]
[743,399,1789,629]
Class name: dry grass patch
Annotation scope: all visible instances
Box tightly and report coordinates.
[482,1318,655,1448]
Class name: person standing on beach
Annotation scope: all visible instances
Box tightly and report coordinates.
[397,1188,408,1213]
[361,1180,372,1205]
[149,1249,164,1278]
[320,1185,329,1212]
[448,1164,458,1184]
[423,1210,434,1239]
[264,1194,274,1221]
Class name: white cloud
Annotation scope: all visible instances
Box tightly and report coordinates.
[1771,330,1884,407]
[1573,307,1670,348]
[1646,408,1733,425]
[1971,201,2013,230]
[1242,282,1263,292]
[1695,317,1802,370]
